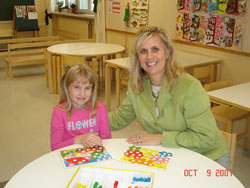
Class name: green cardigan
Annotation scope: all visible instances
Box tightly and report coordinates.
[108,73,228,160]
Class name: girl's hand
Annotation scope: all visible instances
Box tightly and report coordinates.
[127,134,162,146]
[74,132,102,148]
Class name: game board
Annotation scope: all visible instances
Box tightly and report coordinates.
[59,146,112,168]
[120,146,174,170]
[66,165,154,188]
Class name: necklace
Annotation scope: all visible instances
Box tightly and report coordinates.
[152,85,161,116]
[152,85,160,99]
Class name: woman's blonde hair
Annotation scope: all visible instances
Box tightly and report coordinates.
[130,26,183,93]
[59,64,97,119]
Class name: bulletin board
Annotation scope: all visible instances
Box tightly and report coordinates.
[106,0,143,34]
[14,5,39,31]
[105,0,250,53]
[0,0,35,21]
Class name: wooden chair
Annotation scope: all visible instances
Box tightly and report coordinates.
[61,55,86,75]
[192,64,214,85]
[61,55,99,77]
[5,41,57,79]
[220,131,237,170]
[204,80,250,150]
[120,69,129,86]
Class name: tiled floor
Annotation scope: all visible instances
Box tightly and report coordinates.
[0,65,249,187]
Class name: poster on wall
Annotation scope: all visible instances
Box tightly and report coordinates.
[108,0,121,14]
[15,6,26,19]
[27,6,38,20]
[175,0,247,51]
[130,0,149,28]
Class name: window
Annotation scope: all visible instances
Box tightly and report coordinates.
[77,0,94,14]
[58,0,94,13]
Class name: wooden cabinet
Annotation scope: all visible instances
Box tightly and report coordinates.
[51,12,95,40]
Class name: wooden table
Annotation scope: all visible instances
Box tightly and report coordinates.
[207,82,250,112]
[176,50,222,81]
[46,42,125,94]
[207,82,250,149]
[105,51,222,111]
[105,57,130,111]
[5,139,244,188]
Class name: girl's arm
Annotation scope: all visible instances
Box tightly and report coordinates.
[50,108,75,151]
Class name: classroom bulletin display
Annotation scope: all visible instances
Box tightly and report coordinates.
[14,5,39,32]
[175,0,248,51]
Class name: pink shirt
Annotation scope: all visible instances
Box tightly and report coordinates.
[50,102,111,151]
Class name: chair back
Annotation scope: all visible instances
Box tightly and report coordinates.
[61,55,86,75]
[192,64,214,84]
[220,131,237,170]
[204,80,232,91]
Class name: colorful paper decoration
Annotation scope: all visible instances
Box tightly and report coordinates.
[59,146,112,168]
[175,0,248,51]
[120,146,175,170]
[108,0,121,14]
[130,0,149,28]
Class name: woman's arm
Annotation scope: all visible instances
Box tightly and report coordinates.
[108,89,137,131]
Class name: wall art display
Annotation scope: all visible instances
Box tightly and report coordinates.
[130,0,149,28]
[176,0,248,51]
[108,0,121,14]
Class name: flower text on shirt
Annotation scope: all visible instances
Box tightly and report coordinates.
[67,117,96,130]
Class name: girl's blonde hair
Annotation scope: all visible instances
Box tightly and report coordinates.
[130,26,183,93]
[59,64,97,119]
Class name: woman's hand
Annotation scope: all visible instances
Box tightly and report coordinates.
[127,134,162,146]
[74,132,102,148]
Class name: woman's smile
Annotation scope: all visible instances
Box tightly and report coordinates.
[146,61,158,67]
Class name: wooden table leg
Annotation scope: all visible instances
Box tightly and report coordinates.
[92,57,98,77]
[52,55,57,94]
[243,117,250,150]
[105,64,111,111]
[216,63,222,81]
[56,55,62,95]
[116,67,120,107]
[47,52,54,94]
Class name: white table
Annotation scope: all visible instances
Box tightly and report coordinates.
[105,51,222,111]
[207,82,250,112]
[5,139,244,188]
[46,42,125,94]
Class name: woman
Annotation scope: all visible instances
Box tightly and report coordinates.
[108,27,229,168]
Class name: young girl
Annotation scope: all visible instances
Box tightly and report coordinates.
[50,64,111,151]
